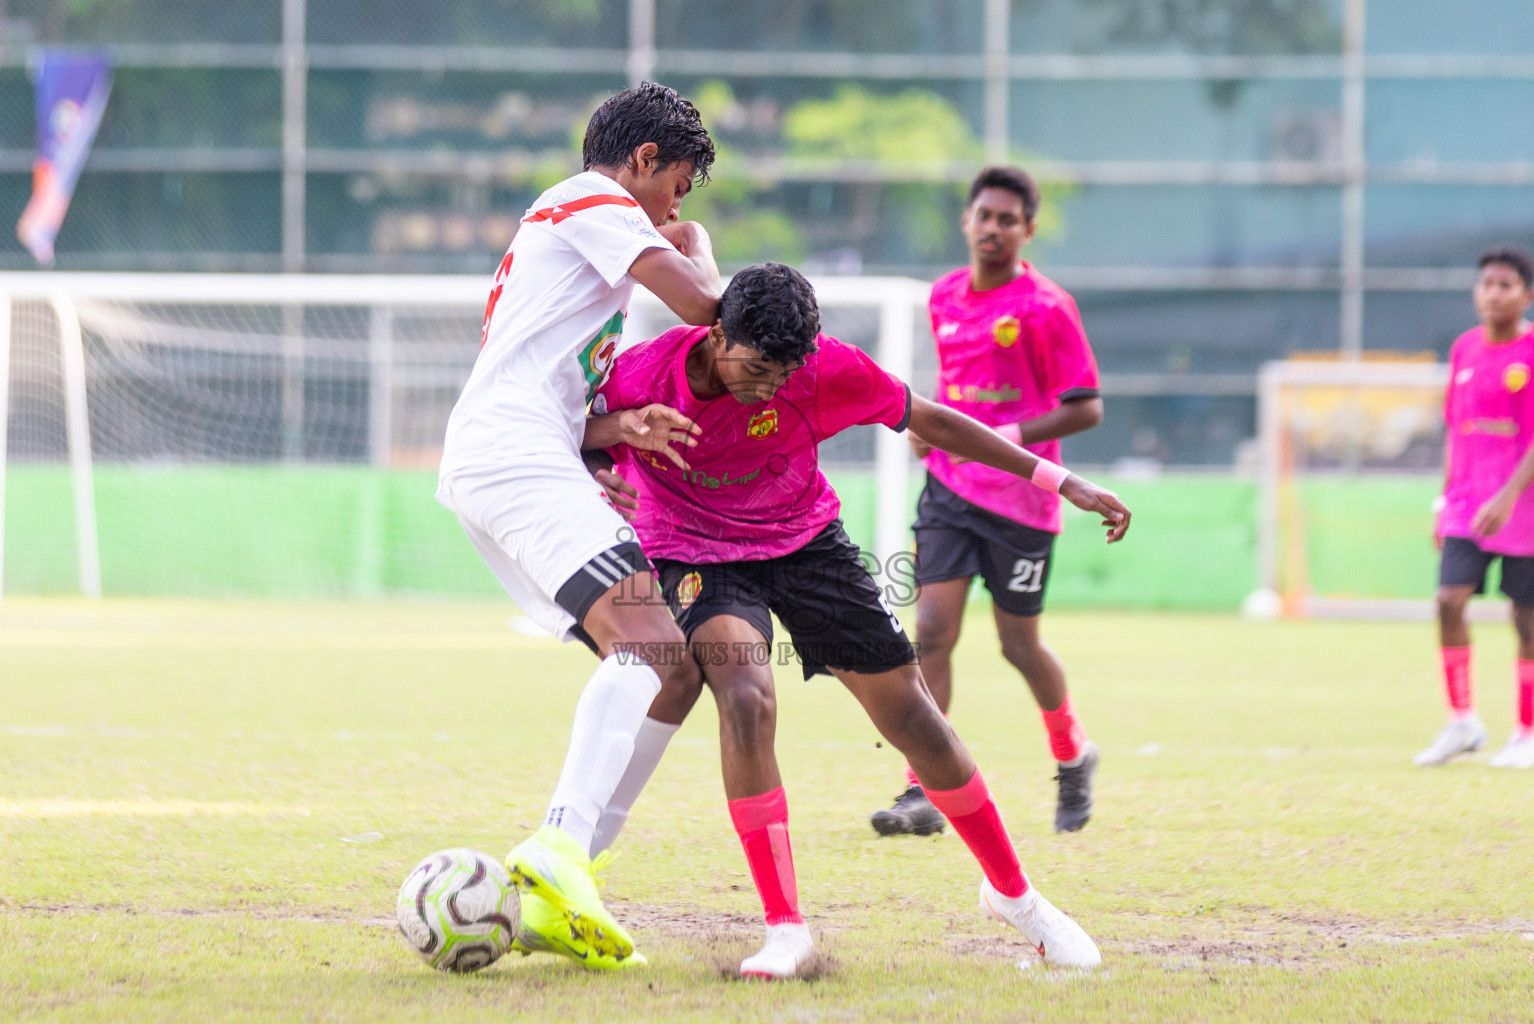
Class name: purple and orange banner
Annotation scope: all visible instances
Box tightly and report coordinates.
[16,50,113,266]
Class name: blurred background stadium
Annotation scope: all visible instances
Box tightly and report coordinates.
[1,0,1531,609]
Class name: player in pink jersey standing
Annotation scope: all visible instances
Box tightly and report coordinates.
[587,263,1130,977]
[1419,247,1534,769]
[871,167,1109,837]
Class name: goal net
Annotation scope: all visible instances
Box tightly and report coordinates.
[0,273,926,599]
[1255,354,1450,619]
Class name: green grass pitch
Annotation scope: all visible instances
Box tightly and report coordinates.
[2,599,1532,1022]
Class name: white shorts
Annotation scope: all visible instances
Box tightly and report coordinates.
[438,451,634,643]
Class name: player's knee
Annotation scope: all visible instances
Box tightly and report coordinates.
[1436,587,1471,621]
[654,654,703,704]
[998,633,1042,671]
[915,614,960,656]
[714,672,777,745]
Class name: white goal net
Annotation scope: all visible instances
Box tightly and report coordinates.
[1254,355,1451,619]
[0,273,926,600]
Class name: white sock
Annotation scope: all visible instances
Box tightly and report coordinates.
[590,717,680,856]
[544,655,662,853]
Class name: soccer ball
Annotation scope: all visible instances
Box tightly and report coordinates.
[396,848,520,972]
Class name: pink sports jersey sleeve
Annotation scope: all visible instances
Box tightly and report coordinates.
[813,337,912,436]
[1034,296,1100,400]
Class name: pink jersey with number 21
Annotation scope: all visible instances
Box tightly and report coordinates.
[924,264,1100,534]
[1441,324,1534,555]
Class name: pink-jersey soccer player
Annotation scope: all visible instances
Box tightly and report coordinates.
[587,263,1131,977]
[1419,246,1534,769]
[871,166,1108,837]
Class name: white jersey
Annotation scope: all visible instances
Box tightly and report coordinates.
[438,171,674,482]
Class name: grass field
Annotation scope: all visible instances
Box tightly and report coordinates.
[3,600,1533,1022]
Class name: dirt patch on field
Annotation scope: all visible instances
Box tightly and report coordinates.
[944,932,1042,962]
[606,901,762,943]
[9,902,398,928]
[1113,914,1534,970]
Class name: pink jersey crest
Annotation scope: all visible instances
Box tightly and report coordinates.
[924,264,1100,533]
[598,326,911,563]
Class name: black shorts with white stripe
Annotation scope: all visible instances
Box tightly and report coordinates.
[554,541,650,654]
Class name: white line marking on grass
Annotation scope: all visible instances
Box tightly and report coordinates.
[0,799,310,818]
[0,630,556,650]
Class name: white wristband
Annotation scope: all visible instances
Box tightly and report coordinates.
[1031,459,1070,494]
[1431,494,1446,514]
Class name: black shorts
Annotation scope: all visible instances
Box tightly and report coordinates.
[652,521,916,680]
[554,541,650,656]
[912,474,1056,618]
[1439,535,1534,606]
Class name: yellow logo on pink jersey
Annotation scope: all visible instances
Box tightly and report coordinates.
[946,383,964,401]
[676,571,703,608]
[1505,363,1529,393]
[747,409,779,439]
[992,315,1021,347]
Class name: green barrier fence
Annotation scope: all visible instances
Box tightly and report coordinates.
[0,465,1442,609]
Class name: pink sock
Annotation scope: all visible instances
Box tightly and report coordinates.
[727,787,803,926]
[923,769,1029,898]
[1518,659,1534,734]
[1040,695,1087,763]
[1441,646,1474,717]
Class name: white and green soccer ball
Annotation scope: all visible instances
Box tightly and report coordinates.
[396,848,520,972]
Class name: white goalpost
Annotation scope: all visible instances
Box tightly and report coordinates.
[0,272,927,600]
[1253,357,1457,620]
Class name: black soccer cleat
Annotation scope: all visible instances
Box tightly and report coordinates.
[870,784,946,836]
[1053,741,1099,833]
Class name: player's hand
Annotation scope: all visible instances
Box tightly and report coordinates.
[1060,475,1131,543]
[1471,490,1516,538]
[908,432,935,459]
[658,221,711,258]
[594,467,639,520]
[616,403,701,470]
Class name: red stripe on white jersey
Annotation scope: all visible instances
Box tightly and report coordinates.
[522,192,640,225]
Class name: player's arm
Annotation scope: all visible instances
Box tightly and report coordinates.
[906,394,1130,542]
[580,447,640,520]
[1014,395,1103,445]
[919,396,1102,464]
[582,406,701,469]
[1471,437,1534,537]
[628,222,722,325]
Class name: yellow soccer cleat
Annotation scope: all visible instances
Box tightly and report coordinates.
[505,825,636,962]
[511,889,647,970]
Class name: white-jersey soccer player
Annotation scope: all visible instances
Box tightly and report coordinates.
[436,82,720,968]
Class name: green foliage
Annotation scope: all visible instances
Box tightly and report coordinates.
[783,84,982,164]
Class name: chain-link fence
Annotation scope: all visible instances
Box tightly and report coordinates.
[3,0,1534,463]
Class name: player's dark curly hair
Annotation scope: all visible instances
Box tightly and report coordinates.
[1479,246,1534,289]
[719,263,821,365]
[968,166,1041,224]
[583,81,716,184]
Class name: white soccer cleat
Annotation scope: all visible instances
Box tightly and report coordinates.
[740,922,815,979]
[979,879,1102,968]
[1487,732,1534,768]
[1413,716,1488,766]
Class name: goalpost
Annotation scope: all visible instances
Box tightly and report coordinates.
[0,272,927,600]
[1254,356,1452,620]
